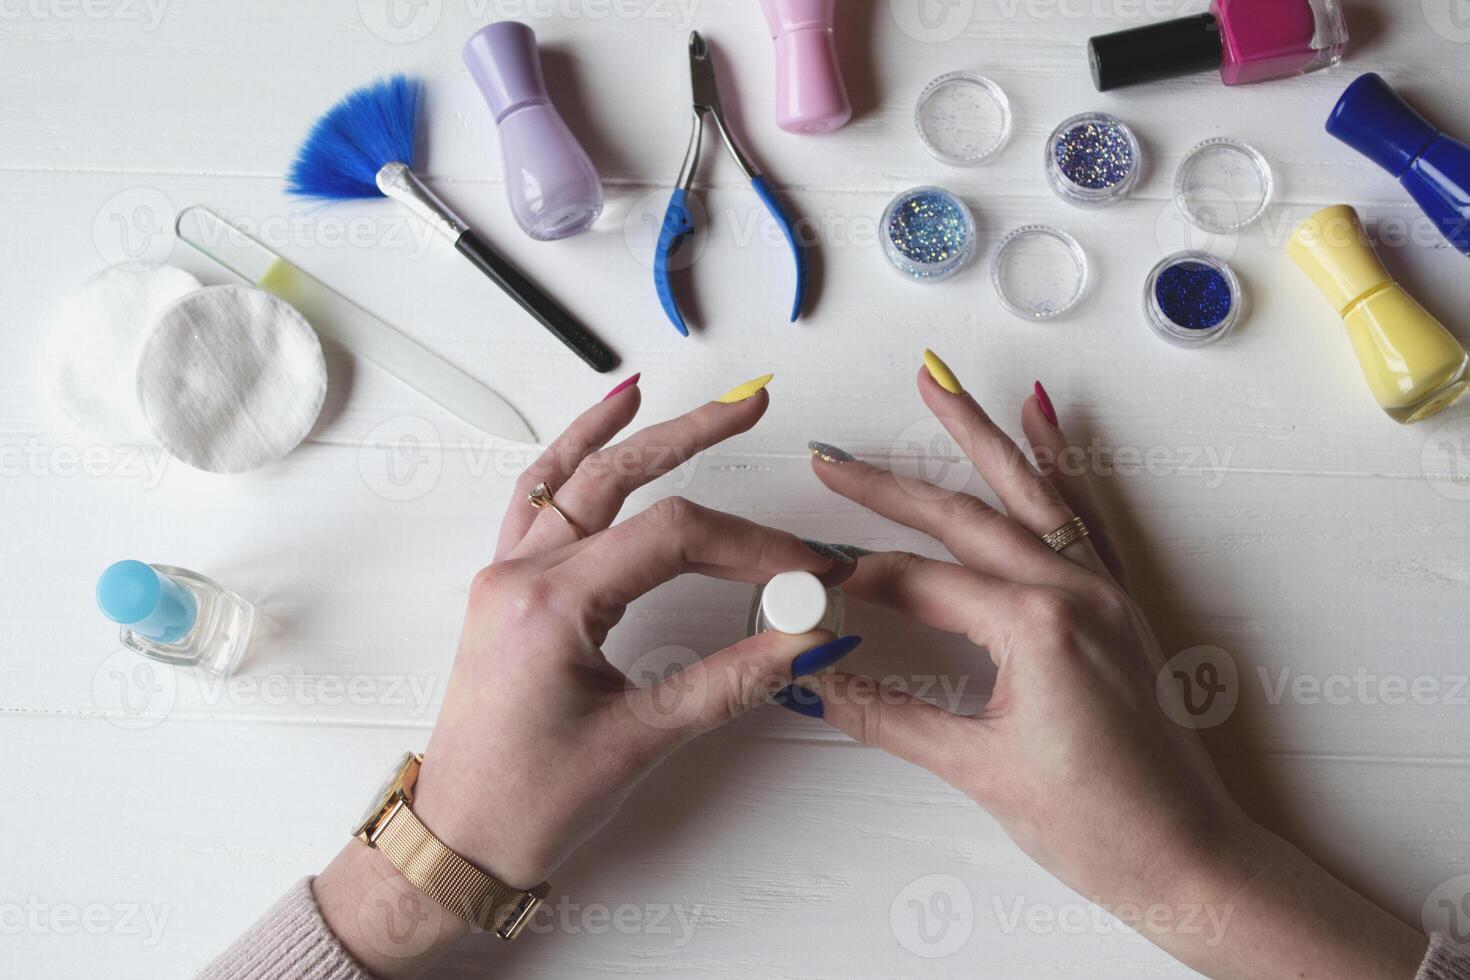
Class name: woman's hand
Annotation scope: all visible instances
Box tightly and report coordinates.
[804,352,1427,980]
[315,376,857,978]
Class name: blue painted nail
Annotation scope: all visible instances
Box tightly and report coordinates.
[774,682,825,718]
[791,635,863,679]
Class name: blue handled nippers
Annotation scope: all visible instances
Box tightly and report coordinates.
[654,31,808,337]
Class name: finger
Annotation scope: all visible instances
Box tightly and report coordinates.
[624,632,863,745]
[839,551,1019,654]
[810,671,983,789]
[516,386,772,556]
[495,378,643,560]
[547,497,847,622]
[918,352,1108,576]
[810,451,1063,584]
[1023,382,1126,584]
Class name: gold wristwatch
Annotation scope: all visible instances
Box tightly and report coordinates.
[353,752,549,941]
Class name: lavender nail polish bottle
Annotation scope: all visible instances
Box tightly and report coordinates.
[464,22,604,241]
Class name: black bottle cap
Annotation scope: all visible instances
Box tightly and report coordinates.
[1089,14,1223,92]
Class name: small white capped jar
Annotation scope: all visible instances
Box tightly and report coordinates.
[747,571,845,636]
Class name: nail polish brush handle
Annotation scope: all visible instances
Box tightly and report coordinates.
[175,207,537,444]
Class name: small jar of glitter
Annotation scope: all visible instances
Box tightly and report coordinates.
[1144,251,1243,348]
[1045,112,1141,209]
[881,186,977,282]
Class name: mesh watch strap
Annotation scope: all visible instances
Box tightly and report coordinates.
[373,802,547,940]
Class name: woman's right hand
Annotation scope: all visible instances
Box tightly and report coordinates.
[804,352,1427,980]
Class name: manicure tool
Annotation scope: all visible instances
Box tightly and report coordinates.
[654,31,809,336]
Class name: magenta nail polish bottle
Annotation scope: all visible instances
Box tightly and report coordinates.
[1089,0,1348,92]
[464,22,604,240]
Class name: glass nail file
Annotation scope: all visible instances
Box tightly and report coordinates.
[175,206,536,445]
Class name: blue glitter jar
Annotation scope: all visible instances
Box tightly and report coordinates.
[1144,251,1243,348]
[1045,112,1141,209]
[881,186,977,282]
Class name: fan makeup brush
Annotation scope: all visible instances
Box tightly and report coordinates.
[287,75,616,373]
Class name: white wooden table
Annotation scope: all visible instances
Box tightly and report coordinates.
[5,2,1470,976]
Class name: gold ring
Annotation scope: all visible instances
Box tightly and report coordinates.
[528,483,585,540]
[1042,515,1090,553]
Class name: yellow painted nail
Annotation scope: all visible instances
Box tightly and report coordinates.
[717,373,775,404]
[922,350,964,395]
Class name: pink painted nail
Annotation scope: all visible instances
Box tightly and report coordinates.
[603,373,642,402]
[1034,381,1059,428]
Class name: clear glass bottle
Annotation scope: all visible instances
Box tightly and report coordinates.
[747,570,845,637]
[96,560,255,676]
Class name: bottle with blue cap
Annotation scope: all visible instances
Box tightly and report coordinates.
[1327,73,1470,256]
[96,561,255,676]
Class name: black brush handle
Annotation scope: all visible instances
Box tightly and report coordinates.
[455,229,616,373]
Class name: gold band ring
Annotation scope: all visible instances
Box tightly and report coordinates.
[528,483,585,540]
[1042,515,1090,553]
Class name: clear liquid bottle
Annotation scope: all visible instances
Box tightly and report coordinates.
[96,560,255,676]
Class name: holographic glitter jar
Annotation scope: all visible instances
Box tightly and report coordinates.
[1045,112,1141,208]
[1144,251,1243,348]
[881,186,977,282]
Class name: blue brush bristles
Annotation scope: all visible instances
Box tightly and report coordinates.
[287,75,423,200]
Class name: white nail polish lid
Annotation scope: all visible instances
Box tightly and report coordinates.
[759,571,829,635]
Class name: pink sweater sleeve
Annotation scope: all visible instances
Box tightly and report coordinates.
[1420,934,1470,980]
[194,878,374,980]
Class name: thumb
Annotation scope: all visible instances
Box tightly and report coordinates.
[631,632,862,745]
[809,671,980,784]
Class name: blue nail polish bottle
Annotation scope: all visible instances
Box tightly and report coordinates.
[1328,73,1470,255]
[97,561,255,676]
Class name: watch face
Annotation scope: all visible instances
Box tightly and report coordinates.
[353,751,415,837]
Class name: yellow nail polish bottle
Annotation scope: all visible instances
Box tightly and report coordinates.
[1287,205,1469,424]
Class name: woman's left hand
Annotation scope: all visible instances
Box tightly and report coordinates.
[314,376,856,977]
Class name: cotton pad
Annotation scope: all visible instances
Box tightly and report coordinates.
[48,264,202,444]
[136,285,327,474]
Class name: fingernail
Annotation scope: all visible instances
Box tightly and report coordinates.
[923,349,964,395]
[718,373,774,404]
[802,539,856,564]
[773,679,825,718]
[791,635,863,679]
[603,373,641,401]
[1034,380,1059,428]
[831,544,873,560]
[808,440,855,463]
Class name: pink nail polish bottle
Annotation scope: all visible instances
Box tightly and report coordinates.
[758,0,851,135]
[1089,0,1348,92]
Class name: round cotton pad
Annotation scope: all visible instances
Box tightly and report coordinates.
[48,264,202,443]
[137,285,327,474]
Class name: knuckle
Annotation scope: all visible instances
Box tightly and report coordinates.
[468,564,511,602]
[500,574,557,630]
[1021,588,1080,633]
[940,492,993,525]
[647,494,701,531]
[1085,582,1134,624]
